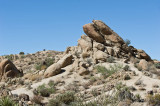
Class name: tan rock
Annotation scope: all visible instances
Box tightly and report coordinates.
[106,47,114,56]
[44,54,73,78]
[92,20,125,44]
[93,42,105,51]
[83,23,104,43]
[0,59,22,80]
[94,50,108,62]
[139,59,149,71]
[137,49,151,61]
[78,35,93,51]
[79,67,89,76]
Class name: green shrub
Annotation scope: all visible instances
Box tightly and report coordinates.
[125,39,131,46]
[0,96,17,106]
[47,92,76,106]
[106,56,114,63]
[35,58,54,70]
[95,64,123,78]
[36,83,55,97]
[123,65,130,71]
[19,52,25,55]
[155,63,160,69]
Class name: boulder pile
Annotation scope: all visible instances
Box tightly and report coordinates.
[44,20,152,77]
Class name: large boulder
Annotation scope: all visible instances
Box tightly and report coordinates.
[94,50,108,62]
[0,59,22,80]
[44,54,73,78]
[139,59,149,71]
[78,35,93,51]
[92,20,125,45]
[137,49,152,61]
[83,23,105,43]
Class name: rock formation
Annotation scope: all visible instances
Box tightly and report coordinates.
[0,59,22,80]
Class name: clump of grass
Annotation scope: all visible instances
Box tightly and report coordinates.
[0,96,17,106]
[95,64,123,78]
[146,94,160,105]
[48,92,76,105]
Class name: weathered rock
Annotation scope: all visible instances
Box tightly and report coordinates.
[78,35,93,51]
[139,59,149,71]
[93,42,105,51]
[79,67,89,76]
[57,54,73,68]
[83,23,105,43]
[94,50,108,62]
[44,54,73,78]
[106,47,114,56]
[137,49,151,61]
[19,93,30,101]
[0,59,22,80]
[92,20,125,45]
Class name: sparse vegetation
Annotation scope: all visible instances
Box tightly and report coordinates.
[95,64,123,78]
[35,58,55,70]
[32,95,43,105]
[19,52,25,55]
[146,94,160,105]
[0,96,17,106]
[125,39,131,46]
[35,83,56,97]
[155,63,160,69]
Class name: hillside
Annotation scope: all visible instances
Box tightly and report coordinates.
[0,20,160,106]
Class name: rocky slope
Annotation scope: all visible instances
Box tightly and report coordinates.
[0,20,160,106]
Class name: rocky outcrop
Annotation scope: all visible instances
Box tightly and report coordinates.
[137,49,151,61]
[0,59,22,80]
[44,54,73,78]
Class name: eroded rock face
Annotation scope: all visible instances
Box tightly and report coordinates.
[0,59,22,80]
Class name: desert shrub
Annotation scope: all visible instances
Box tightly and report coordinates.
[125,39,131,46]
[36,83,55,97]
[146,94,160,105]
[0,96,17,106]
[155,63,160,69]
[135,94,141,102]
[31,95,43,105]
[19,52,25,55]
[106,56,114,63]
[123,65,130,71]
[47,99,61,106]
[5,54,14,61]
[55,92,75,105]
[35,58,54,70]
[95,64,123,78]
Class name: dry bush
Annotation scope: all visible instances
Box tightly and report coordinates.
[31,95,43,105]
[146,94,160,105]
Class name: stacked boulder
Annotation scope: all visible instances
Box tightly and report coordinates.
[44,20,152,77]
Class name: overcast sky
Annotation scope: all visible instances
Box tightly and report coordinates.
[0,0,160,60]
